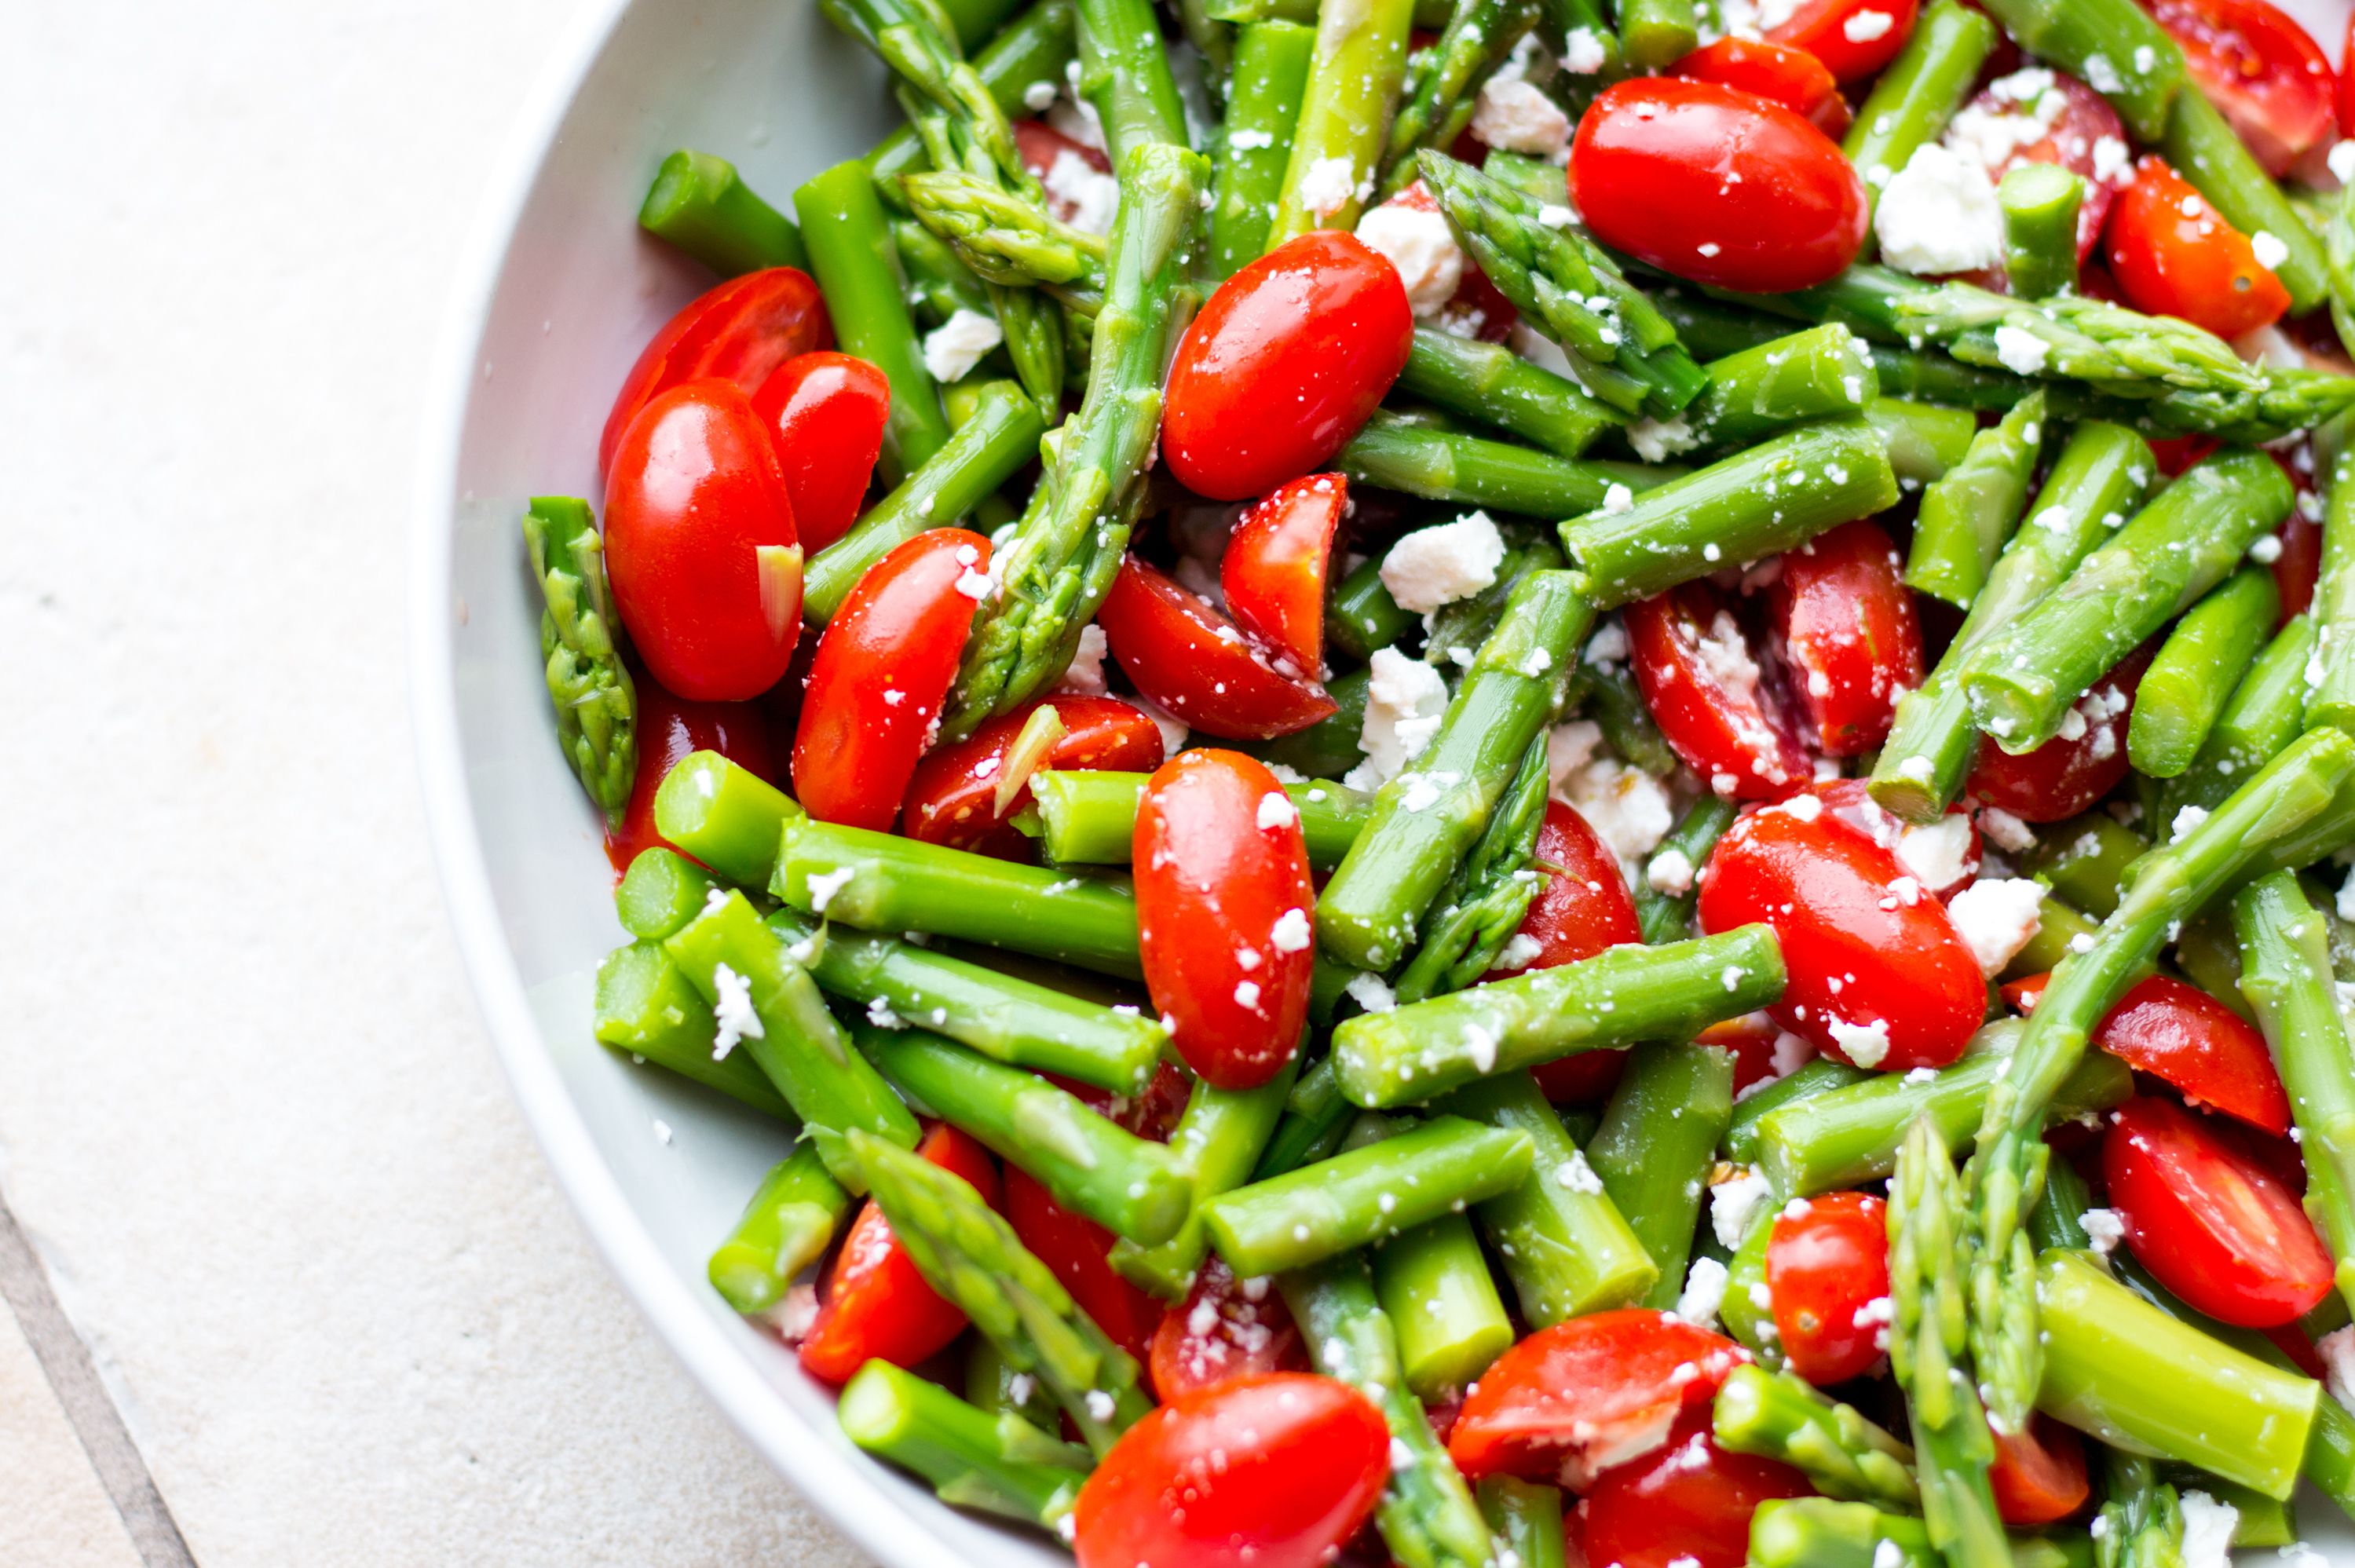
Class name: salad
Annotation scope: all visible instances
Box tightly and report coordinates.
[519,0,2355,1561]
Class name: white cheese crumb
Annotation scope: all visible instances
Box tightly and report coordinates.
[1022,79,1057,111]
[1271,908,1313,953]
[1471,78,1573,156]
[2337,873,2355,924]
[1058,623,1109,695]
[1945,877,2045,978]
[1977,806,2035,853]
[1043,149,1120,236]
[1828,1016,1892,1069]
[1495,931,1545,972]
[805,864,856,915]
[2178,1491,2239,1568]
[1296,155,1361,217]
[1628,417,1700,462]
[1345,972,1398,1014]
[1675,1257,1731,1329]
[2170,804,2210,842]
[1894,814,1974,890]
[1227,127,1274,152]
[1558,757,1675,881]
[1381,513,1507,612]
[1084,1389,1117,1422]
[1872,1541,1906,1568]
[1348,648,1451,791]
[1357,202,1466,317]
[1561,27,1609,72]
[1711,1167,1773,1248]
[711,962,765,1059]
[1874,144,2004,276]
[2320,1326,2355,1416]
[1992,323,2050,376]
[1257,791,1297,831]
[2252,229,2291,272]
[1556,1150,1606,1194]
[1602,481,1635,515]
[922,308,1004,384]
[1843,8,1894,41]
[2079,1207,2126,1255]
[1647,848,1696,896]
[1234,980,1263,1010]
[2251,531,2285,564]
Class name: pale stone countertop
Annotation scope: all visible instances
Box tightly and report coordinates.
[1,2,864,1562]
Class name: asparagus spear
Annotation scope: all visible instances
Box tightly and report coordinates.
[1026,771,1367,871]
[2312,411,2355,733]
[616,849,728,946]
[1867,397,1982,484]
[1618,0,1695,69]
[638,151,809,276]
[1391,732,1552,1003]
[2155,613,2318,824]
[1209,0,1450,21]
[1337,413,1674,517]
[1666,323,1882,461]
[866,0,1081,198]
[1210,21,1315,276]
[1374,1200,1516,1399]
[1069,0,1190,159]
[591,940,795,1117]
[2127,566,2280,780]
[1633,796,1737,945]
[1907,389,2046,610]
[1397,327,1625,459]
[2015,813,2147,921]
[1266,0,1414,243]
[2000,163,2083,302]
[522,497,636,821]
[1713,1364,1920,1510]
[1723,1056,1867,1165]
[1969,0,2184,141]
[649,750,803,890]
[902,167,1106,293]
[1718,1203,1782,1366]
[1379,0,1541,197]
[1477,1477,1565,1568]
[838,1359,1092,1528]
[708,1147,852,1318]
[2159,86,2334,317]
[2093,1448,2184,1568]
[1111,1058,1298,1298]
[1587,1042,1735,1310]
[1843,0,1997,204]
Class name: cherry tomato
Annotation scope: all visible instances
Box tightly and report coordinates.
[2106,156,2291,338]
[2345,10,2355,138]
[1571,1409,1812,1568]
[1099,557,1338,739]
[1627,583,1812,802]
[1705,1012,1806,1095]
[2150,432,2222,477]
[1222,474,1347,676]
[902,695,1167,855]
[1812,779,1982,898]
[1448,1309,1752,1488]
[1135,749,1316,1090]
[1987,1417,2090,1527]
[1073,1373,1391,1568]
[748,352,890,556]
[792,528,989,830]
[1149,1254,1308,1402]
[1569,79,1868,293]
[1766,1190,1892,1386]
[1163,232,1414,500]
[605,379,804,702]
[1492,801,1645,1098]
[1947,71,2127,265]
[1965,649,2148,822]
[1769,0,1918,80]
[2271,510,2323,621]
[1768,521,1923,758]
[1004,1166,1165,1362]
[1014,118,1110,178]
[1671,38,1852,135]
[2104,1095,2335,1327]
[600,268,833,477]
[2005,971,2291,1134]
[2147,0,2336,176]
[1698,798,1986,1072]
[604,676,782,871]
[797,1124,998,1383]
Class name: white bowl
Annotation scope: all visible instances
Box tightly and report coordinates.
[409,2,1065,1562]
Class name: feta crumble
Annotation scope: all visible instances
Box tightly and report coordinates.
[1357,201,1466,316]
[711,962,765,1059]
[2178,1491,2238,1568]
[1471,78,1573,156]
[1675,1256,1730,1329]
[921,308,1004,384]
[1348,647,1451,791]
[1296,155,1362,218]
[1058,623,1109,695]
[1945,877,2045,978]
[1380,513,1507,612]
[1874,144,2004,276]
[1711,1167,1774,1248]
[2079,1207,2126,1255]
[1828,1016,1892,1069]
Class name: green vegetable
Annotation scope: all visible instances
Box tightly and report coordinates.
[1338,412,1675,518]
[1587,1041,1734,1310]
[708,1148,851,1316]
[638,150,808,275]
[1723,1056,1867,1164]
[2159,86,2332,316]
[1070,0,1190,159]
[838,1360,1091,1528]
[616,848,722,941]
[1713,1364,1918,1509]
[2016,813,2147,920]
[867,0,1082,197]
[2311,411,2355,733]
[1391,732,1552,1003]
[1907,389,2046,610]
[1633,796,1737,945]
[1111,1060,1300,1298]
[1374,1203,1515,1399]
[795,159,952,485]
[1477,1477,1566,1568]
[1380,0,1541,197]
[1843,0,1998,210]
[1999,163,2083,302]
[2128,566,2281,779]
[1617,0,1695,68]
[1397,327,1623,459]
[521,497,635,821]
[590,941,793,1117]
[650,750,804,890]
[2093,1448,2184,1568]
[1027,771,1367,871]
[1210,22,1315,276]
[1267,0,1414,243]
[1672,324,1882,460]
[1945,0,2186,141]
[2156,612,2319,825]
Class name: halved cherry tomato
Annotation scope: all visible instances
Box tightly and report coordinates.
[1014,119,1110,179]
[1671,38,1852,135]
[1448,1309,1752,1488]
[1149,1254,1307,1402]
[902,695,1167,854]
[1946,71,2126,265]
[1768,521,1924,758]
[1073,1373,1391,1568]
[1812,779,1982,898]
[1569,79,1868,294]
[2104,1095,2335,1327]
[1988,1417,2090,1527]
[1966,649,2148,822]
[2147,0,2336,176]
[1698,798,1986,1072]
[797,1124,998,1383]
[2151,432,2223,477]
[1768,0,1918,81]
[604,675,782,871]
[2272,510,2323,621]
[2005,971,2292,1134]
[1163,232,1414,500]
[2106,156,2292,338]
[605,379,804,702]
[792,528,989,830]
[1004,1167,1165,1362]
[1135,749,1315,1090]
[748,352,890,556]
[1571,1409,1812,1568]
[1766,1190,1891,1386]
[1626,583,1812,802]
[1099,557,1338,739]
[600,268,832,477]
[1496,801,1646,1099]
[1703,1012,1799,1096]
[1223,474,1347,676]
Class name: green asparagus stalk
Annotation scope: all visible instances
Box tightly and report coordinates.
[638,150,809,276]
[967,1335,1062,1431]
[1747,1499,1936,1568]
[1666,324,1883,460]
[866,0,1081,197]
[1845,1,1998,205]
[1070,0,1190,159]
[1867,396,1982,484]
[1379,0,1541,197]
[1027,771,1367,871]
[1266,0,1415,243]
[1210,21,1315,276]
[1618,0,1695,68]
[1236,664,1373,782]
[1970,0,2185,141]
[2000,163,2083,302]
[591,940,794,1117]
[2155,613,2318,825]
[522,497,636,821]
[1397,327,1625,459]
[1907,389,2047,610]
[650,750,804,890]
[1718,1202,1781,1365]
[2311,412,2355,733]
[708,1147,852,1316]
[1111,1058,1299,1297]
[2016,813,2148,921]
[1587,1041,1735,1310]
[838,1359,1092,1528]
[1391,732,1552,1003]
[2127,566,2280,780]
[2159,86,2332,316]
[1338,412,1674,517]
[2093,1448,2184,1568]
[895,217,1000,323]
[1208,0,1451,22]
[1713,1364,1919,1509]
[1328,557,1418,664]
[1574,659,1677,778]
[1633,796,1737,945]
[901,167,1106,293]
[616,848,724,941]
[1723,1056,1867,1165]
[1477,1477,1565,1568]
[1374,1205,1516,1399]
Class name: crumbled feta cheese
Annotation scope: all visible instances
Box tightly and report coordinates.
[1977,806,2035,853]
[1675,1257,1730,1328]
[1874,144,2004,276]
[1993,323,2050,376]
[1556,1150,1606,1193]
[1348,647,1451,791]
[1843,8,1894,41]
[1828,1016,1892,1069]
[1628,416,1700,463]
[1601,481,1635,515]
[2338,872,2355,923]
[1345,972,1398,1014]
[1560,27,1609,72]
[1493,931,1545,972]
[921,308,1004,384]
[1226,127,1274,152]
[2333,140,2355,185]
[2083,53,2123,93]
[1471,78,1573,156]
[2171,804,2210,842]
[1059,623,1109,695]
[1871,1541,1906,1568]
[1548,719,1603,787]
[806,865,856,916]
[1711,1167,1774,1248]
[1256,791,1297,831]
[1271,908,1313,953]
[1380,513,1507,612]
[1894,814,1975,890]
[2320,1326,2355,1415]
[711,962,765,1059]
[1585,619,1630,668]
[1647,848,1696,897]
[2079,1206,2126,1255]
[1558,757,1675,879]
[2253,229,2291,271]
[1234,980,1263,1010]
[1084,1389,1117,1422]
[763,1281,821,1342]
[1295,155,1361,217]
[2092,135,2133,185]
[1357,201,1466,316]
[1022,79,1058,111]
[2178,1491,2239,1568]
[1946,877,2045,978]
[2251,530,2286,563]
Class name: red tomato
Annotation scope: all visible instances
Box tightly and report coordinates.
[1004,1167,1165,1363]
[1698,799,1986,1072]
[1966,649,2148,822]
[1768,0,1918,81]
[604,676,782,870]
[1163,232,1414,500]
[2146,0,2336,176]
[2272,511,2323,621]
[2150,433,2222,477]
[792,528,989,830]
[2005,971,2292,1134]
[1571,1410,1812,1568]
[1073,1373,1391,1568]
[1702,1011,1799,1095]
[1626,583,1812,802]
[797,1124,998,1383]
[1222,474,1347,676]
[1812,779,1982,898]
[1495,800,1646,1099]
[2106,157,2291,338]
[1569,79,1868,293]
[1987,1418,2090,1527]
[1768,521,1924,758]
[1946,71,2128,265]
[748,352,890,556]
[605,379,804,702]
[1448,1309,1752,1488]
[2346,11,2355,137]
[902,695,1167,854]
[1014,118,1110,177]
[1766,1190,1892,1386]
[1671,38,1852,135]
[1148,1254,1308,1402]
[2103,1096,2335,1327]
[1099,557,1338,739]
[1135,750,1316,1090]
[600,268,832,477]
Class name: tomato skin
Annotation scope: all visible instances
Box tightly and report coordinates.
[1768,0,1918,81]
[902,695,1167,855]
[1099,557,1338,740]
[1149,1254,1308,1402]
[1004,1167,1165,1363]
[2103,1096,2335,1328]
[1768,521,1924,758]
[1698,800,1986,1072]
[1569,80,1867,294]
[1671,38,1852,135]
[2147,0,2336,177]
[797,1124,998,1383]
[2106,157,2291,339]
[604,677,783,871]
[1135,750,1316,1091]
[1163,232,1415,501]
[2005,971,2291,1134]
[792,528,989,831]
[1811,779,1981,898]
[1987,1418,2090,1527]
[1495,800,1645,1099]
[1625,583,1813,802]
[600,268,833,477]
[748,352,890,556]
[1073,1373,1391,1568]
[605,379,805,703]
[1947,71,2126,265]
[1766,1191,1892,1386]
[1222,474,1347,676]
[1014,118,1110,177]
[1966,652,2145,822]
[2271,510,2322,622]
[1572,1410,1812,1568]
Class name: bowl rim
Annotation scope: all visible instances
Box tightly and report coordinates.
[404,5,989,1562]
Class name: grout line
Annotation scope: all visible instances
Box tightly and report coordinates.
[0,1190,199,1568]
